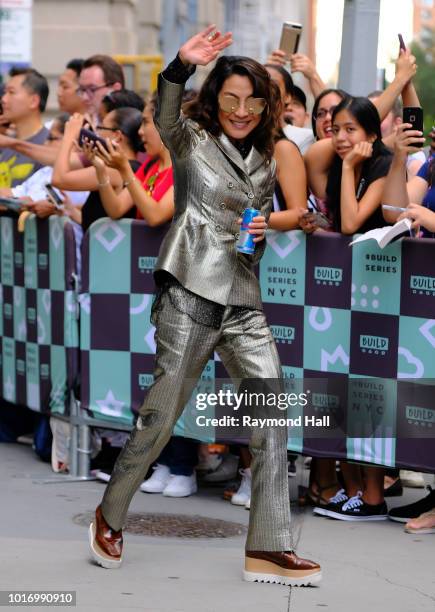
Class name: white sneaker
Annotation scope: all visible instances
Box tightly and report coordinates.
[400,470,425,488]
[231,468,251,506]
[140,464,171,493]
[95,470,112,483]
[163,473,197,497]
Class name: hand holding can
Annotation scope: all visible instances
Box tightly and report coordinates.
[237,208,260,254]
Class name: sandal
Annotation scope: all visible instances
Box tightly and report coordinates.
[298,482,340,507]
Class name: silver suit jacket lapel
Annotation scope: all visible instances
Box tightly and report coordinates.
[212,132,265,188]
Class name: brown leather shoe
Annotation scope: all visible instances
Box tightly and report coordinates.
[88,505,123,569]
[244,550,321,586]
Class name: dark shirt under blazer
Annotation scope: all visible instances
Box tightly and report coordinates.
[154,74,276,309]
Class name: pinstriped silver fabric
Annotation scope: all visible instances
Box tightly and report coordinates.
[100,70,292,550]
[154,75,276,309]
[101,290,292,551]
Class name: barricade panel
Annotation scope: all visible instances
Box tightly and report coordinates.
[79,220,435,471]
[0,215,79,415]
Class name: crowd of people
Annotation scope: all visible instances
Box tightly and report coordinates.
[1,24,434,584]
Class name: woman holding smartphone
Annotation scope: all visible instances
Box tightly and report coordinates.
[382,123,430,233]
[52,107,143,230]
[88,26,321,587]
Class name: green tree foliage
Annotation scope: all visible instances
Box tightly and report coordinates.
[411,29,435,134]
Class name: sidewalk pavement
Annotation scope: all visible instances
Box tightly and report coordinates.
[1,443,434,612]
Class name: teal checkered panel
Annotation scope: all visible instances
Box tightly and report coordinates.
[0,214,79,415]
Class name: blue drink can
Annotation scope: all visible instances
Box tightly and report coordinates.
[236,208,260,255]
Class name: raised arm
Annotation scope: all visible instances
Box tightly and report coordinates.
[155,26,232,157]
[373,49,416,121]
[266,49,326,99]
[0,133,83,169]
[52,114,122,191]
[290,53,326,99]
[382,123,427,223]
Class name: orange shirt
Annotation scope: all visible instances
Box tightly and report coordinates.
[134,157,174,220]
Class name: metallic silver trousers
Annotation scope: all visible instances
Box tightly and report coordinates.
[101,290,292,551]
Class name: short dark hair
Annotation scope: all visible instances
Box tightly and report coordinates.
[82,54,125,88]
[263,64,294,97]
[66,59,85,77]
[108,107,144,153]
[8,67,49,112]
[182,55,282,160]
[292,85,307,110]
[101,89,144,113]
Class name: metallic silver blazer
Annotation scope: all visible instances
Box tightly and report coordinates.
[154,74,276,309]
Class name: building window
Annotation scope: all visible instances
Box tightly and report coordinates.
[421,8,433,19]
[420,0,433,8]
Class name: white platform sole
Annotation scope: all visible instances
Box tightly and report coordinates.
[243,569,322,587]
[88,522,122,569]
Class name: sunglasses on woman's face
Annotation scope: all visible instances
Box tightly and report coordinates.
[218,94,267,115]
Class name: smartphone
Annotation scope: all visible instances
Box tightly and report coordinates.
[0,196,26,213]
[312,211,330,230]
[78,127,109,151]
[398,33,406,52]
[45,183,64,210]
[403,107,424,148]
[303,210,330,230]
[279,22,303,60]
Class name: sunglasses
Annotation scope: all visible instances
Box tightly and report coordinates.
[218,94,267,115]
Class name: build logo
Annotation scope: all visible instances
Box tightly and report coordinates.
[4,303,12,319]
[38,253,48,270]
[138,373,154,389]
[406,405,434,429]
[40,363,50,379]
[27,307,36,323]
[359,334,389,355]
[138,256,157,274]
[410,275,435,296]
[312,393,340,409]
[314,266,343,287]
[271,325,295,344]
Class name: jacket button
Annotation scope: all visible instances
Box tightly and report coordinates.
[215,224,222,232]
[228,181,234,189]
[219,202,226,209]
[234,232,240,239]
[247,192,254,199]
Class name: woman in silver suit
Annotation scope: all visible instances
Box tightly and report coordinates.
[88,25,321,587]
